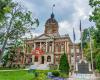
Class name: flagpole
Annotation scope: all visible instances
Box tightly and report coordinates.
[89,27,93,71]
[80,20,83,60]
[81,31,83,60]
[73,28,76,71]
[73,40,76,71]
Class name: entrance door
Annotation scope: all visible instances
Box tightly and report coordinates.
[41,56,44,64]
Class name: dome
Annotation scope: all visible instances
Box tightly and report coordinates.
[44,12,59,36]
[45,13,58,25]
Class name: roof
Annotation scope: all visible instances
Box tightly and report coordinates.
[45,13,58,25]
[34,33,71,41]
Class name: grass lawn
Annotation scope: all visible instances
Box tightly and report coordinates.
[0,69,68,80]
[0,70,34,80]
[0,70,55,80]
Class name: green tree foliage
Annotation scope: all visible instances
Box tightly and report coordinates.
[0,0,39,60]
[0,0,12,22]
[89,0,100,48]
[2,38,25,67]
[82,27,95,60]
[59,53,69,74]
[34,73,48,80]
[89,0,100,70]
[82,0,100,70]
[95,52,100,72]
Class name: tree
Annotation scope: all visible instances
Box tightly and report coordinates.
[2,38,25,67]
[95,52,100,72]
[0,0,39,60]
[82,0,100,70]
[82,27,95,60]
[0,0,12,22]
[89,0,100,48]
[59,53,69,74]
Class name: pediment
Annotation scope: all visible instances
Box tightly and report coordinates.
[35,34,51,40]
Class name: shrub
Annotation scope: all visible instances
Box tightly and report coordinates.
[60,72,68,78]
[52,71,60,77]
[49,64,58,70]
[59,53,69,74]
[34,73,48,80]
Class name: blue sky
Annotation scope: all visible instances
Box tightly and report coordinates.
[13,0,94,43]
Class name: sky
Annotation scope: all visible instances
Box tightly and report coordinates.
[13,0,94,43]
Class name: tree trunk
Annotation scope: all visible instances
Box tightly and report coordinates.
[0,16,13,60]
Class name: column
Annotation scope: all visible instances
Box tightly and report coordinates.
[67,42,69,54]
[76,62,78,71]
[40,42,42,49]
[65,41,67,52]
[46,41,47,53]
[52,41,55,64]
[44,55,47,64]
[32,55,34,63]
[34,42,36,50]
[52,41,54,53]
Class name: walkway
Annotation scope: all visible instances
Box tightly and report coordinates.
[68,73,100,80]
[0,69,28,72]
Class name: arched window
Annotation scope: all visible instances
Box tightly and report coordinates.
[47,56,51,62]
[34,56,38,62]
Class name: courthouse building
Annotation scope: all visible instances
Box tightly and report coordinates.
[23,13,81,66]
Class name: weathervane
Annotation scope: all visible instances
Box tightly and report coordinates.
[52,4,55,13]
[51,4,55,18]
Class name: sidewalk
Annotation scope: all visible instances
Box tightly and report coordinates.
[67,72,99,80]
[0,69,28,72]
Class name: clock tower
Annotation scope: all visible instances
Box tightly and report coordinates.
[44,13,59,36]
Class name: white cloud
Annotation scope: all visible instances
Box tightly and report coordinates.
[22,32,40,39]
[59,21,72,34]
[59,21,80,43]
[13,0,38,17]
[13,0,93,43]
[72,0,92,22]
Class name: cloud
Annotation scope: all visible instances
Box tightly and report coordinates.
[59,21,72,34]
[72,0,92,25]
[13,0,38,17]
[59,20,80,43]
[13,0,93,43]
[22,32,40,38]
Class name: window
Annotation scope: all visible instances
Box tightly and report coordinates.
[55,44,59,52]
[61,44,64,52]
[76,49,79,53]
[48,42,52,52]
[47,56,51,62]
[55,44,58,52]
[34,56,38,62]
[71,49,74,53]
[30,58,32,63]
[41,43,46,51]
[55,56,59,62]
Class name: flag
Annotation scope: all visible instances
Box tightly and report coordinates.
[73,28,76,41]
[80,20,82,32]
